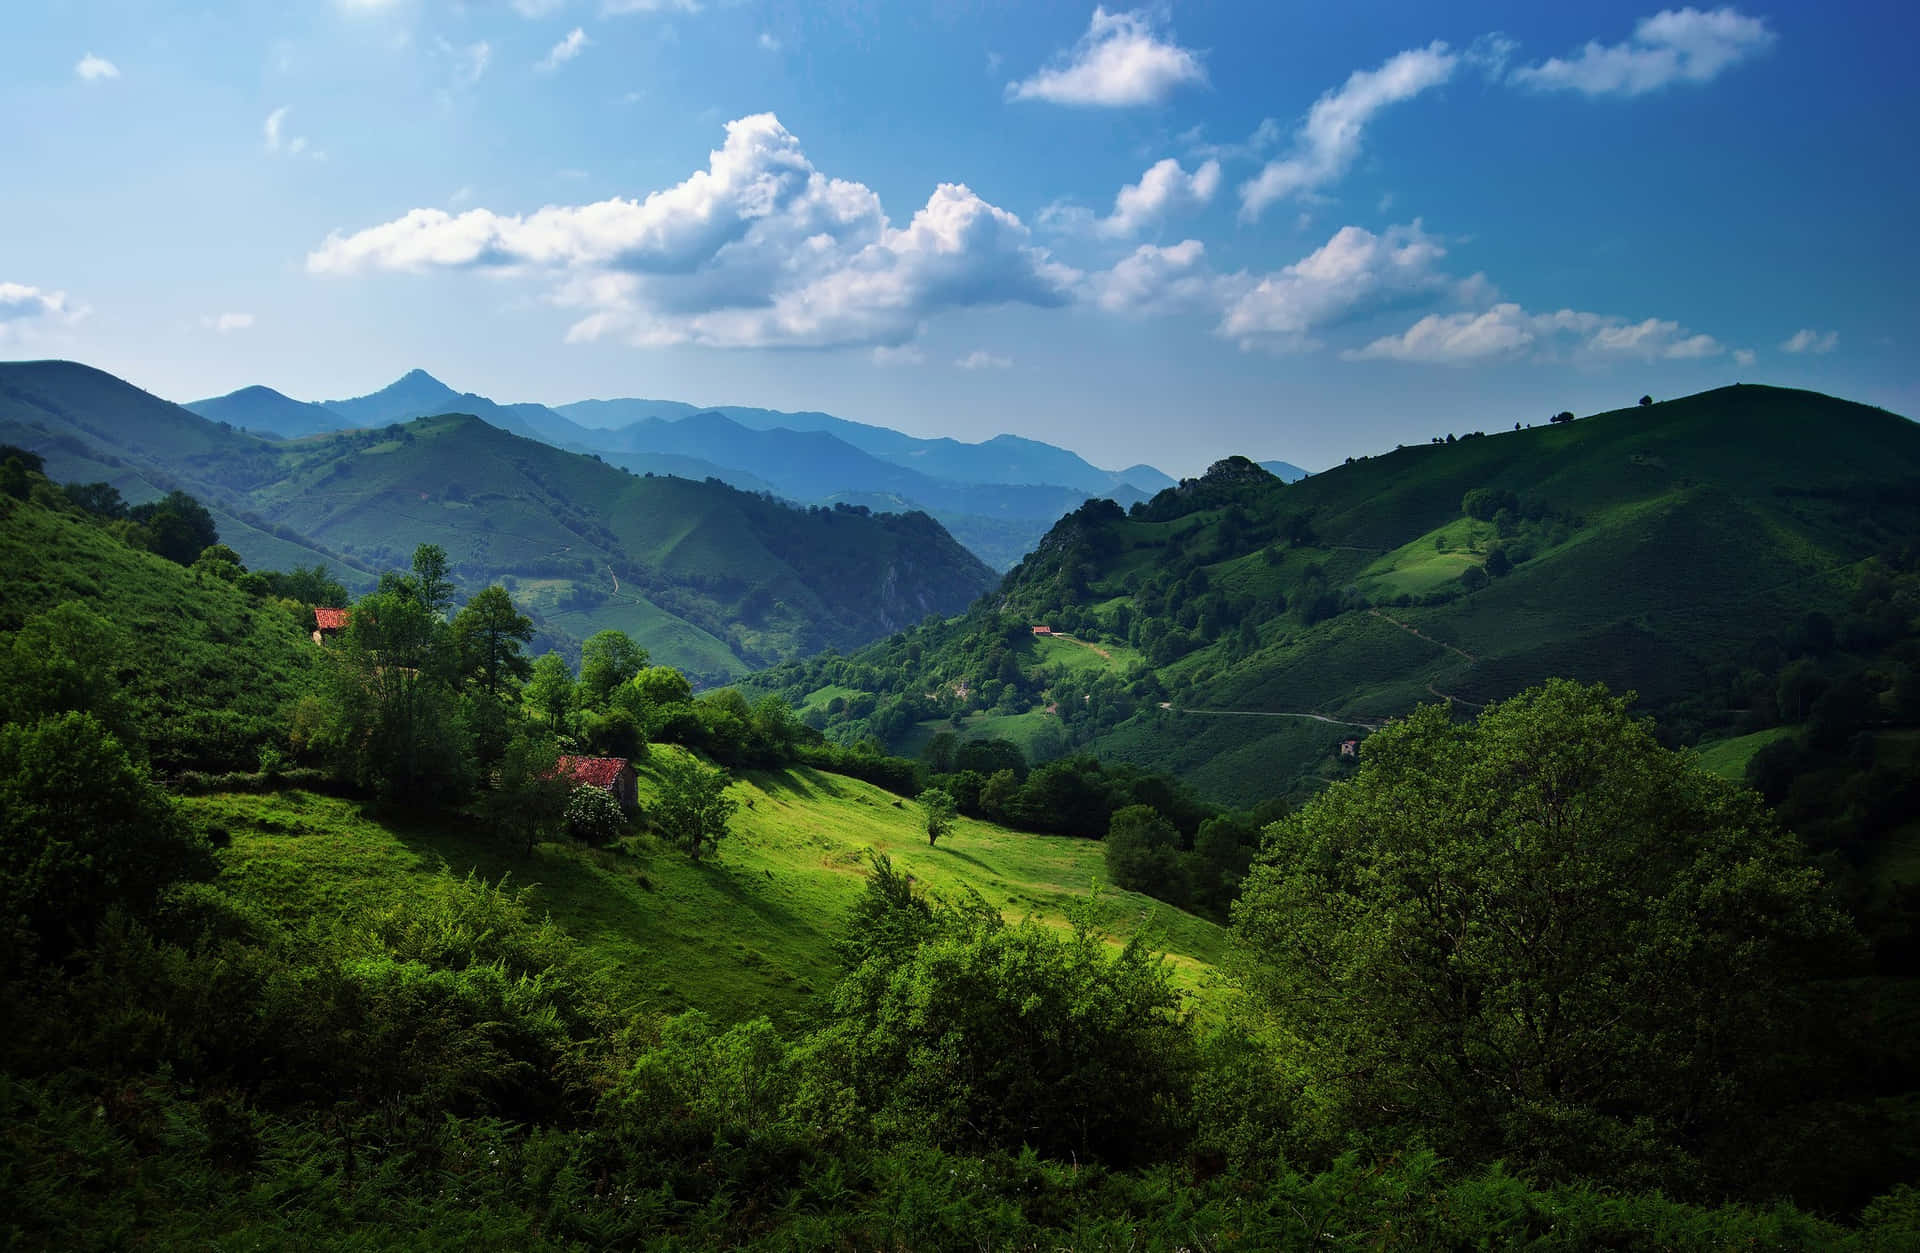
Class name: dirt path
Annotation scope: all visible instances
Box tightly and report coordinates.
[1427,684,1485,708]
[1369,609,1479,664]
[1157,702,1380,731]
[1050,632,1113,661]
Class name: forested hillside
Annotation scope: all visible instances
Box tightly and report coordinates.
[755,385,1920,803]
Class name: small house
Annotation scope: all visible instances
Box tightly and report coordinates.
[1338,738,1360,759]
[555,755,639,810]
[1031,625,1052,636]
[312,607,350,644]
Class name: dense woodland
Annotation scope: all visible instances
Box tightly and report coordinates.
[7,417,1920,1249]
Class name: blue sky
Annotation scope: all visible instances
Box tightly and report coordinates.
[2,1,1914,475]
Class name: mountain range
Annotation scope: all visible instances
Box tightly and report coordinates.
[0,360,995,681]
[181,369,1306,569]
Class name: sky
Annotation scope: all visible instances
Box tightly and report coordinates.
[2,1,1916,477]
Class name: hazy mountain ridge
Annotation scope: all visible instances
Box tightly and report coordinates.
[190,371,1245,568]
[6,360,995,680]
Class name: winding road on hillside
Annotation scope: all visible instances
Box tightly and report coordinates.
[1157,703,1380,731]
[1369,608,1478,663]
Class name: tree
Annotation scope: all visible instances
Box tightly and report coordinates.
[525,653,575,733]
[313,589,470,803]
[1104,804,1188,905]
[411,543,456,620]
[0,712,210,967]
[653,751,737,861]
[1233,681,1853,1188]
[1484,546,1513,578]
[452,585,535,698]
[1640,394,1654,406]
[920,786,958,846]
[1458,564,1490,591]
[477,732,570,857]
[1550,410,1576,424]
[578,629,648,709]
[130,490,218,564]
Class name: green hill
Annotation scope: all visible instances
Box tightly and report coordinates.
[750,385,1920,805]
[1,361,997,680]
[189,751,1226,1029]
[0,482,316,771]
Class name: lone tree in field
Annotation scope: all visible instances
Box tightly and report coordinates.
[654,750,737,861]
[1232,680,1853,1189]
[919,786,958,846]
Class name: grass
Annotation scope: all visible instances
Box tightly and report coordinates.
[190,752,1229,1030]
[1694,726,1796,782]
[1032,631,1142,673]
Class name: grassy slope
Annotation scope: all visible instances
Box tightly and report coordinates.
[191,754,1227,1029]
[0,492,316,770]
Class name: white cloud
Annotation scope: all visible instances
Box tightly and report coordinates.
[1512,6,1775,96]
[1733,347,1756,366]
[308,113,1078,351]
[537,27,589,72]
[956,350,1012,370]
[1097,157,1220,237]
[512,0,566,16]
[201,312,255,333]
[263,106,322,157]
[1007,7,1206,108]
[758,32,780,52]
[1347,302,1724,365]
[1088,239,1220,316]
[1780,327,1838,354]
[871,343,924,366]
[0,283,90,341]
[1240,42,1457,221]
[602,0,700,14]
[1218,222,1453,349]
[75,53,120,81]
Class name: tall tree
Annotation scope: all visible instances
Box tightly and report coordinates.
[452,585,535,698]
[920,786,958,846]
[1233,680,1855,1188]
[314,589,470,803]
[653,751,737,861]
[411,543,455,621]
[578,629,648,709]
[525,653,575,734]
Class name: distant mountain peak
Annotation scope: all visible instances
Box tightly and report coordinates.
[395,368,449,388]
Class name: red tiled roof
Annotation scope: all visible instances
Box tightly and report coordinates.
[555,755,628,788]
[314,608,351,631]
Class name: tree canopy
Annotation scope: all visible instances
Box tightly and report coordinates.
[1233,680,1855,1189]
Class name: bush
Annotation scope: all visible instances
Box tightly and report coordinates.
[564,786,627,847]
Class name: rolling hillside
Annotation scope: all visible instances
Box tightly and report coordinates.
[3,360,996,679]
[190,752,1227,1030]
[750,385,1920,805]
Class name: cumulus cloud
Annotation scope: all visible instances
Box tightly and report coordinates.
[75,53,120,81]
[537,27,589,72]
[1007,7,1206,107]
[308,113,1079,350]
[201,312,255,333]
[1512,6,1775,96]
[1733,347,1756,366]
[1217,222,1454,349]
[956,350,1012,370]
[0,283,90,341]
[1240,42,1457,221]
[1098,158,1220,237]
[1346,302,1724,364]
[1780,327,1838,354]
[1087,239,1221,316]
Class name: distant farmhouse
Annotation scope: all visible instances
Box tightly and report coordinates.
[555,755,639,810]
[312,607,350,644]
